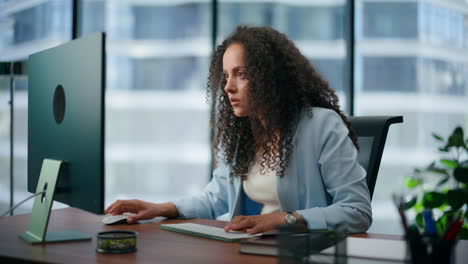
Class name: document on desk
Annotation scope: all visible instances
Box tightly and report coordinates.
[320,237,408,262]
[160,223,262,242]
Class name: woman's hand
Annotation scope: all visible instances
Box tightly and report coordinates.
[105,199,178,224]
[224,213,288,234]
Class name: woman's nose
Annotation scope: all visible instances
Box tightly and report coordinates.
[224,77,236,93]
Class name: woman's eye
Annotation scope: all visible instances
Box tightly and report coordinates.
[223,73,228,80]
[237,71,246,79]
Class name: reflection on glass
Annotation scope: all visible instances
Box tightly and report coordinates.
[356,0,468,235]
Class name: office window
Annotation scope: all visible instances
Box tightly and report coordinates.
[0,0,71,214]
[355,0,468,235]
[362,2,418,39]
[419,1,465,49]
[419,58,466,96]
[362,57,417,93]
[79,0,211,205]
[287,5,344,41]
[218,3,274,38]
[132,4,209,40]
[313,59,346,95]
[0,0,71,61]
[133,57,208,91]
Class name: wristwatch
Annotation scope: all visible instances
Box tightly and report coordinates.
[285,212,297,224]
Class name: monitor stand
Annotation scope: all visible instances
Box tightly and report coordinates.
[19,159,91,244]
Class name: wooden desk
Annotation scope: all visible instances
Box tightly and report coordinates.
[0,208,466,263]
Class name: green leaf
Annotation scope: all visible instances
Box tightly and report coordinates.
[413,202,423,212]
[447,189,466,210]
[426,162,450,177]
[435,213,448,236]
[440,159,458,169]
[444,126,465,149]
[438,204,448,211]
[405,177,422,189]
[432,133,444,142]
[436,177,450,187]
[422,192,446,208]
[416,212,424,229]
[439,147,449,152]
[428,168,450,177]
[454,167,468,183]
[403,196,417,210]
[459,225,468,240]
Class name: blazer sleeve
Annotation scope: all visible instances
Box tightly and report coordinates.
[171,162,230,219]
[296,109,373,233]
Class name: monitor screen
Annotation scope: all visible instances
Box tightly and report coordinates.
[28,32,105,214]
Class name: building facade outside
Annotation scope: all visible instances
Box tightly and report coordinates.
[0,0,467,235]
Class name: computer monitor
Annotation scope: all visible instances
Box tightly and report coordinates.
[27,32,106,215]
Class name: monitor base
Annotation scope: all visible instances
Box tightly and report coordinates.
[18,159,92,245]
[19,230,91,244]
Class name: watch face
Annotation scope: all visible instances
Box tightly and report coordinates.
[286,213,297,224]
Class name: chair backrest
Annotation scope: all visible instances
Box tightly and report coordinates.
[348,116,403,200]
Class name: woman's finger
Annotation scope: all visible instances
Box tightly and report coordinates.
[230,218,255,230]
[230,215,246,224]
[225,216,249,232]
[127,211,146,224]
[246,225,262,234]
[224,215,244,231]
[105,199,123,214]
[106,200,138,215]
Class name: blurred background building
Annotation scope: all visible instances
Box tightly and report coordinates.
[0,0,467,235]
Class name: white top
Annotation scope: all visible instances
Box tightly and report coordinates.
[243,159,280,215]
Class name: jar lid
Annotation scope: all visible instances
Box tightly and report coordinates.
[96,230,138,254]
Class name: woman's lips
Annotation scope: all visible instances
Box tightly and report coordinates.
[230,99,240,106]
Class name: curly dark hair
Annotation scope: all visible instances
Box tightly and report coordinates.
[208,25,358,180]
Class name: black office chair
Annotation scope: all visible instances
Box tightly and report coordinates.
[348,116,403,200]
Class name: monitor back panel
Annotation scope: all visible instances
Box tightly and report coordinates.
[28,32,105,214]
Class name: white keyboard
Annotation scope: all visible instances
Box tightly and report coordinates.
[160,223,262,242]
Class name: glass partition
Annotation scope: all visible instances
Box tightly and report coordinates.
[355,0,468,234]
[79,0,212,205]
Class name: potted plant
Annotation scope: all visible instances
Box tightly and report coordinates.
[404,126,468,240]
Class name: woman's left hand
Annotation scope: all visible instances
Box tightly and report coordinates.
[224,213,287,234]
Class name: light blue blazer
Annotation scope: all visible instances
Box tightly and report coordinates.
[172,107,372,233]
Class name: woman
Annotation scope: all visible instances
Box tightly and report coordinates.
[106,25,372,234]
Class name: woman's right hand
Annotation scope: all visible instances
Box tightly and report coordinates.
[105,199,178,224]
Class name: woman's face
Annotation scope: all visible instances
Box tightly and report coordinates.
[223,43,250,117]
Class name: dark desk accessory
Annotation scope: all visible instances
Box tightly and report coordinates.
[394,194,460,264]
[97,231,138,254]
[277,224,348,264]
[406,224,458,264]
